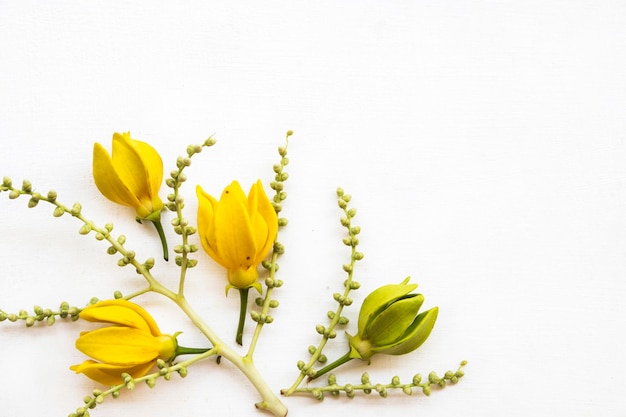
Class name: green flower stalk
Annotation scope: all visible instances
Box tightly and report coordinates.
[313,277,438,379]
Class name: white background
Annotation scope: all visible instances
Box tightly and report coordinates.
[1,1,626,416]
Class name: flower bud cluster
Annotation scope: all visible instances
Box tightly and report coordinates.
[296,361,467,400]
[0,301,81,327]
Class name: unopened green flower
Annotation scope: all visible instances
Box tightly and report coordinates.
[347,277,438,361]
[312,277,438,379]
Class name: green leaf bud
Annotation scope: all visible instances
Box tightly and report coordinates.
[25,316,35,327]
[2,176,11,187]
[297,360,305,370]
[178,367,188,378]
[403,386,413,395]
[338,199,348,209]
[79,224,91,235]
[8,190,20,199]
[412,374,422,385]
[347,208,357,218]
[308,345,317,355]
[336,187,344,197]
[46,315,55,326]
[391,375,401,386]
[422,385,432,396]
[28,197,39,208]
[204,137,217,147]
[53,206,65,217]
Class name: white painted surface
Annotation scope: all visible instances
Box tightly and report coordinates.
[1,1,626,416]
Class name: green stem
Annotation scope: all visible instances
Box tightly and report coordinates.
[150,219,169,261]
[309,351,353,381]
[176,345,213,356]
[237,287,250,346]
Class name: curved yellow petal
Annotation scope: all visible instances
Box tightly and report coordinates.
[70,359,155,386]
[111,133,149,201]
[133,138,163,203]
[196,185,226,267]
[79,299,162,337]
[214,181,256,269]
[249,180,278,265]
[92,142,142,208]
[76,327,161,365]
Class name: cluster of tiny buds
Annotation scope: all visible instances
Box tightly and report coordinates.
[307,361,468,400]
[270,130,292,215]
[0,301,81,327]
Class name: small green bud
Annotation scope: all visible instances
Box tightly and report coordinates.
[391,376,401,386]
[403,386,413,395]
[8,190,20,199]
[204,137,216,146]
[146,378,157,388]
[107,246,117,255]
[338,199,347,209]
[269,300,279,308]
[361,372,370,384]
[412,374,422,385]
[113,291,123,299]
[308,345,317,355]
[46,315,55,326]
[2,176,11,187]
[47,190,57,201]
[70,202,82,216]
[278,146,287,157]
[422,385,432,396]
[353,251,364,261]
[328,373,337,385]
[347,208,357,218]
[28,197,39,208]
[315,324,326,334]
[317,354,327,363]
[21,180,32,192]
[178,367,188,378]
[79,224,91,235]
[144,257,155,269]
[25,317,35,327]
[341,194,352,203]
[297,360,305,370]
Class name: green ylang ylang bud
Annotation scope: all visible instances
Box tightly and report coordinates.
[312,277,438,380]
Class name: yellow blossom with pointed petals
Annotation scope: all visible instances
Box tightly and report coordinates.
[70,299,176,386]
[93,132,164,220]
[196,180,278,294]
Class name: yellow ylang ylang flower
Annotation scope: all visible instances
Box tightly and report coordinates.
[196,180,278,293]
[196,179,278,344]
[70,299,177,386]
[93,132,169,260]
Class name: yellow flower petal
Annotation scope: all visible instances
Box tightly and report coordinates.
[248,180,278,265]
[79,299,162,337]
[196,185,226,267]
[70,359,155,386]
[214,181,257,270]
[92,142,142,208]
[76,327,161,365]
